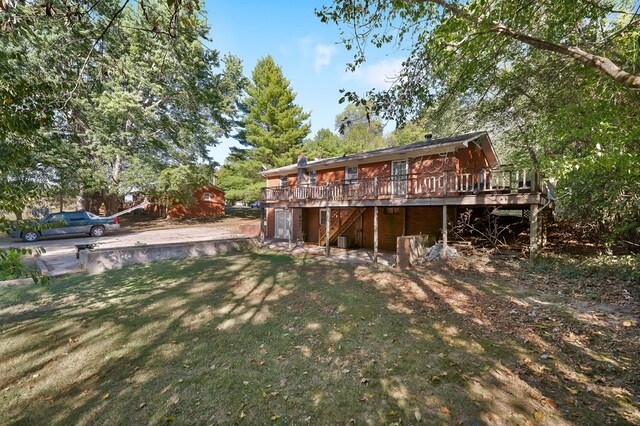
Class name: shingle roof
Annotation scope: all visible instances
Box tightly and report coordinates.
[262,131,494,176]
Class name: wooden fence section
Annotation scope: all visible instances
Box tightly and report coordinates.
[263,168,542,202]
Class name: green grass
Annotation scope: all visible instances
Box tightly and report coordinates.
[0,251,638,425]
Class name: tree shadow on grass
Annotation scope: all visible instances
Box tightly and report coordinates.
[0,251,637,425]
[388,264,639,425]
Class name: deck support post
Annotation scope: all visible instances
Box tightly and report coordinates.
[288,209,293,251]
[325,207,331,256]
[442,204,448,258]
[259,207,265,244]
[373,206,379,264]
[530,203,540,260]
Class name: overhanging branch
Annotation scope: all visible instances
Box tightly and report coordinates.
[426,0,640,89]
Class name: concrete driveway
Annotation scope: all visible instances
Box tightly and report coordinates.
[0,226,245,276]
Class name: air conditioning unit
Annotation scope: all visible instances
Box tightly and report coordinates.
[337,236,350,249]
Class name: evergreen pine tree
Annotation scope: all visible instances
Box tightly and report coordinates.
[218,56,311,203]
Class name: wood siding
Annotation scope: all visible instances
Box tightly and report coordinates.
[317,167,345,185]
[456,143,490,170]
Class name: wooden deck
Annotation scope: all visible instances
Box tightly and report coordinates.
[262,168,546,208]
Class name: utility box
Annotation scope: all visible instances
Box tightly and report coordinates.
[337,236,350,248]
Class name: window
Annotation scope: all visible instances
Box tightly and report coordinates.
[384,207,401,215]
[345,166,358,184]
[280,176,288,188]
[66,212,88,221]
[309,170,317,186]
[202,192,212,202]
[45,213,64,224]
[320,209,328,226]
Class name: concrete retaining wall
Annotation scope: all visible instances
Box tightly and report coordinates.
[396,234,438,268]
[0,277,35,287]
[81,238,255,275]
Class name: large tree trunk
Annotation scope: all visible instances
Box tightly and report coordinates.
[87,193,104,215]
[76,188,86,211]
[103,193,121,216]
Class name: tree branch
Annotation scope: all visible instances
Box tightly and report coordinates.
[64,0,130,105]
[426,0,640,89]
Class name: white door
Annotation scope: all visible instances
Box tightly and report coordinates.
[391,160,408,195]
[274,210,290,239]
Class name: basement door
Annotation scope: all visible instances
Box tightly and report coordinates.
[274,210,291,239]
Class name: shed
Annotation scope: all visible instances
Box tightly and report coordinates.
[166,186,225,219]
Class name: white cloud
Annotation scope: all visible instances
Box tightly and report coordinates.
[313,43,337,72]
[297,36,314,56]
[342,58,405,90]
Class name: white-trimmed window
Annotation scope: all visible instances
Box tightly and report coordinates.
[309,170,317,186]
[280,176,288,188]
[345,166,358,184]
[202,192,212,202]
[320,209,328,225]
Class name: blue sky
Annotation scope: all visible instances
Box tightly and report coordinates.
[203,1,404,165]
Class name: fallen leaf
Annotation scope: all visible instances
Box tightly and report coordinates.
[440,406,450,415]
[414,410,422,422]
[360,378,369,385]
[622,320,632,327]
[565,386,578,395]
[102,393,110,400]
[541,398,556,408]
[534,410,545,421]
[239,411,246,419]
[138,402,146,410]
[271,415,280,421]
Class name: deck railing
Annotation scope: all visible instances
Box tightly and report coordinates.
[262,168,542,203]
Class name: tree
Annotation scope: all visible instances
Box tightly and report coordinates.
[304,128,346,159]
[386,122,427,147]
[156,164,214,205]
[217,56,311,203]
[335,103,385,152]
[237,55,311,167]
[215,149,265,203]
[1,1,244,216]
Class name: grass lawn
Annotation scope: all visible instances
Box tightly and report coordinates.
[0,251,638,425]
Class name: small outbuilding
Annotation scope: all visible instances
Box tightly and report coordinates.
[166,186,225,219]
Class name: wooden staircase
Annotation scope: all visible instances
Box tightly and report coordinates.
[318,208,366,246]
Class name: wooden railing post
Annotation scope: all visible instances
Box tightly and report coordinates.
[443,172,448,196]
[374,177,378,198]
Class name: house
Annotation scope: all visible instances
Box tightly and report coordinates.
[142,186,225,219]
[259,131,549,263]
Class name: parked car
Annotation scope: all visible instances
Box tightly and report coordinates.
[250,201,263,208]
[8,211,120,242]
